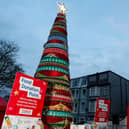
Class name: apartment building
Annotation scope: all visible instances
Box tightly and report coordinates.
[71,71,129,125]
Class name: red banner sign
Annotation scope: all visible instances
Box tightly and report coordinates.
[94,98,110,123]
[2,72,47,129]
[6,72,47,117]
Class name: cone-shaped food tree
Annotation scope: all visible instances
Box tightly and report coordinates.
[35,3,73,129]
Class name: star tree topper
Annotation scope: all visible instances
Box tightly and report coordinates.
[57,2,68,14]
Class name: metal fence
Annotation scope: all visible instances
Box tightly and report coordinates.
[107,125,127,129]
[107,119,127,129]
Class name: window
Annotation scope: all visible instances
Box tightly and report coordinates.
[88,101,96,112]
[72,90,75,97]
[99,73,107,80]
[72,79,80,87]
[76,90,79,98]
[74,117,77,123]
[74,103,78,112]
[83,89,86,96]
[80,117,85,123]
[80,102,85,113]
[89,87,100,96]
[89,87,95,96]
[81,88,86,98]
[89,76,96,82]
[80,88,86,98]
[102,86,109,96]
[81,77,87,85]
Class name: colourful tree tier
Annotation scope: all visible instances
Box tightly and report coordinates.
[35,12,73,129]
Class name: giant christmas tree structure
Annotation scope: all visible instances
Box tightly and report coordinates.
[34,3,73,129]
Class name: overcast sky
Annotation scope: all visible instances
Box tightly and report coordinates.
[1,0,129,79]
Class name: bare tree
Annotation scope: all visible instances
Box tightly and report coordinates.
[0,40,24,87]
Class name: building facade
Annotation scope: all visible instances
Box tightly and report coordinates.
[70,71,129,125]
[70,76,88,124]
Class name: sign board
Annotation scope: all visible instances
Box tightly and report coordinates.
[91,122,107,129]
[94,98,110,123]
[84,123,91,129]
[70,123,106,129]
[1,72,47,129]
[70,124,88,129]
